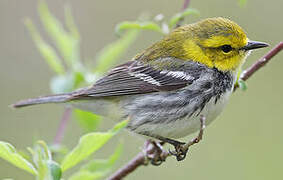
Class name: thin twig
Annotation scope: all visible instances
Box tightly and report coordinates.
[182,0,191,11]
[235,42,283,90]
[240,42,283,81]
[108,140,156,180]
[108,152,145,180]
[175,0,191,28]
[108,42,283,179]
[53,107,72,144]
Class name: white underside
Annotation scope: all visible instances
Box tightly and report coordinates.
[132,90,232,139]
[71,89,232,139]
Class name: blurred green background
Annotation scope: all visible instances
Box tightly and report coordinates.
[1,0,282,179]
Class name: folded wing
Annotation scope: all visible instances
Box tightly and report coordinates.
[73,59,197,98]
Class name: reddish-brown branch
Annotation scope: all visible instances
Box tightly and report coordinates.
[175,0,191,28]
[54,107,72,145]
[108,152,145,180]
[240,42,283,81]
[234,42,283,90]
[107,141,157,180]
[182,0,191,11]
[108,42,283,180]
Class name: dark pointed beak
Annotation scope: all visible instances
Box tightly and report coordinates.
[241,41,269,51]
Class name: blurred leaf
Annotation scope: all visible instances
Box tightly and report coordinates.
[238,0,247,7]
[161,22,170,34]
[84,71,99,84]
[64,5,80,41]
[24,18,65,75]
[31,141,63,180]
[69,171,103,180]
[32,141,51,180]
[115,21,163,35]
[37,141,52,160]
[50,75,73,94]
[154,14,164,22]
[50,72,84,94]
[169,8,200,28]
[0,141,37,175]
[47,161,62,180]
[94,29,139,74]
[81,143,123,175]
[18,150,32,162]
[49,144,69,156]
[61,120,128,172]
[238,79,248,91]
[38,1,80,69]
[74,109,102,132]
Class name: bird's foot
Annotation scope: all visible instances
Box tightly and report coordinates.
[169,142,187,161]
[144,141,168,166]
[169,115,206,161]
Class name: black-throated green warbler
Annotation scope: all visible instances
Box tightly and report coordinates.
[14,17,268,162]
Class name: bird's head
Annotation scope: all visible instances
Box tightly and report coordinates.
[138,17,268,72]
[177,17,269,71]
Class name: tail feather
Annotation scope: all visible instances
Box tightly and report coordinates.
[12,93,72,108]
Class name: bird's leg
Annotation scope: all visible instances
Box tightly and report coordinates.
[142,115,206,163]
[170,115,206,161]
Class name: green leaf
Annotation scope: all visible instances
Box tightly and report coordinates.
[0,141,37,175]
[238,79,248,91]
[238,0,247,7]
[68,143,123,180]
[38,1,80,69]
[169,8,200,28]
[50,72,84,94]
[32,141,51,180]
[24,18,65,75]
[49,144,69,156]
[69,171,103,180]
[115,21,163,35]
[29,141,62,180]
[61,120,128,172]
[74,109,102,132]
[94,29,139,74]
[50,75,73,94]
[48,161,62,180]
[82,143,123,175]
[64,5,80,41]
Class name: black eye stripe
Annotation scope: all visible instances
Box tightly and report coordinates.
[220,45,232,53]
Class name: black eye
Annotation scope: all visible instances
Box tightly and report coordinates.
[221,45,232,53]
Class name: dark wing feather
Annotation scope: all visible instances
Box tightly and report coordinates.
[73,59,196,98]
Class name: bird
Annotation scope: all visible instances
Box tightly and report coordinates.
[13,17,268,162]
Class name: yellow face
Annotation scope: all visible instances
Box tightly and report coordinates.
[136,17,268,72]
[182,17,249,71]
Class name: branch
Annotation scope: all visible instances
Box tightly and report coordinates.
[108,42,282,180]
[108,141,155,180]
[240,42,283,81]
[182,0,191,11]
[175,0,191,28]
[53,107,72,144]
[235,42,283,90]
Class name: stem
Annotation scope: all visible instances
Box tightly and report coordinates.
[240,42,283,81]
[107,140,157,180]
[175,0,191,28]
[108,42,283,179]
[53,107,72,144]
[182,0,191,11]
[107,152,145,180]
